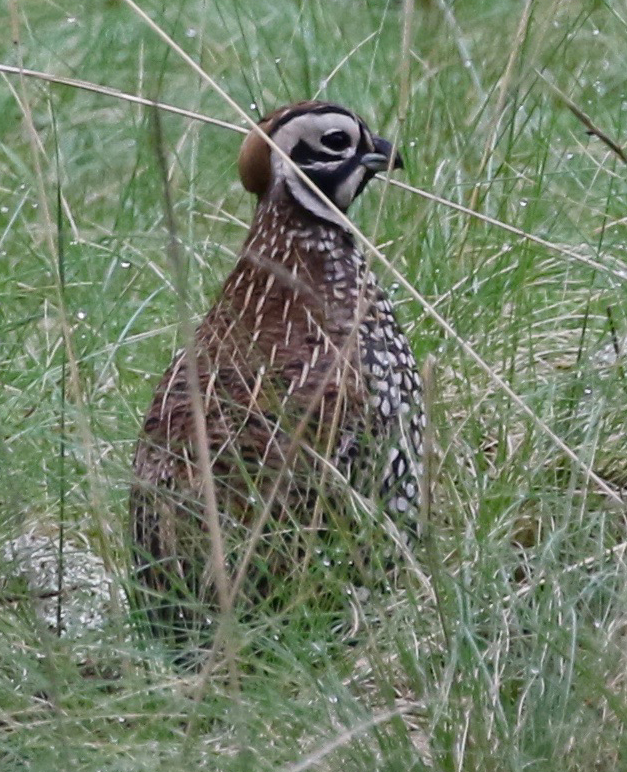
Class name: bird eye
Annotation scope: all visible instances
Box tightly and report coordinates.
[320,130,351,152]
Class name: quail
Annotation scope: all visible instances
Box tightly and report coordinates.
[131,101,424,638]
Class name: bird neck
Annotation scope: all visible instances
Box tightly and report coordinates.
[246,192,356,265]
[265,174,352,231]
[218,194,369,342]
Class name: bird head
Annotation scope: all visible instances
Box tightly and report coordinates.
[238,101,403,228]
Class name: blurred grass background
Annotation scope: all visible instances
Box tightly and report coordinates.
[1,0,627,769]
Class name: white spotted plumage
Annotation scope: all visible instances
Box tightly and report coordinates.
[320,237,423,528]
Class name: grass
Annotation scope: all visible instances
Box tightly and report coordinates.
[1,0,627,769]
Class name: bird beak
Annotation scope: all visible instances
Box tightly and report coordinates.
[360,136,404,171]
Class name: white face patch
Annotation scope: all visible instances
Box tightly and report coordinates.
[333,166,368,210]
[271,112,363,162]
[268,111,371,228]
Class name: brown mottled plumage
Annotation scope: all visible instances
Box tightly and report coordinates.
[131,101,423,640]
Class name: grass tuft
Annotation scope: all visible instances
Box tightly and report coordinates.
[1,1,626,769]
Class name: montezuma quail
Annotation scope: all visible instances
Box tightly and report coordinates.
[131,101,424,639]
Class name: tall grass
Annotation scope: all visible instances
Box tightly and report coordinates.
[1,0,626,769]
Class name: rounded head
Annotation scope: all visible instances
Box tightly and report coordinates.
[238,101,402,227]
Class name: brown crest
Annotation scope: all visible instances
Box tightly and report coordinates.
[237,115,274,196]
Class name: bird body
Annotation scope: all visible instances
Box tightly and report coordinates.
[131,101,423,636]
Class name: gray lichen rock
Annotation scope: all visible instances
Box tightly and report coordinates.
[1,529,119,639]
